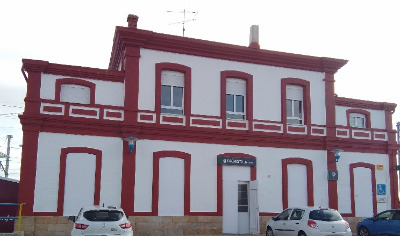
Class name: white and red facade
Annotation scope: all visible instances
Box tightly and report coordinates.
[19,15,399,234]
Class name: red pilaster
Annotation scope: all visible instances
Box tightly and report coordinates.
[120,140,136,215]
[123,47,141,123]
[324,72,339,209]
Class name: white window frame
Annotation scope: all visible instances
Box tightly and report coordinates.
[226,78,246,120]
[161,71,184,115]
[349,113,366,128]
[286,85,303,125]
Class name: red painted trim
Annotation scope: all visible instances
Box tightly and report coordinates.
[281,158,314,209]
[220,71,253,130]
[55,78,96,104]
[191,118,221,127]
[281,78,311,135]
[217,153,257,216]
[139,114,155,121]
[161,116,185,124]
[121,139,136,215]
[374,133,386,139]
[70,107,98,117]
[349,163,377,217]
[18,128,41,216]
[311,127,325,135]
[287,125,306,133]
[227,121,247,128]
[152,151,191,216]
[346,109,371,129]
[109,27,347,73]
[155,63,192,125]
[353,131,371,138]
[124,47,141,123]
[254,123,282,131]
[57,147,102,215]
[388,151,400,208]
[105,110,123,119]
[23,59,124,82]
[336,130,349,136]
[335,97,396,112]
[42,105,63,113]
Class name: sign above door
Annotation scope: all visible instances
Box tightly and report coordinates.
[218,156,256,167]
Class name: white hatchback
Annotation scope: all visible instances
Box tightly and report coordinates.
[69,205,133,236]
[266,207,351,236]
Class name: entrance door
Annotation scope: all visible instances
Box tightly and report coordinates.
[354,167,373,217]
[249,180,259,234]
[238,182,250,234]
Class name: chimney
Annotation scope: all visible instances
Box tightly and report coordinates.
[249,25,260,49]
[127,14,139,29]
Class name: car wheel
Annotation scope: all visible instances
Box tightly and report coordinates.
[358,226,370,236]
[266,227,274,236]
[298,231,307,236]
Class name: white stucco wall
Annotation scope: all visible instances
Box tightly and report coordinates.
[335,106,386,129]
[134,139,330,214]
[337,152,391,215]
[138,49,327,125]
[33,132,123,213]
[40,74,125,106]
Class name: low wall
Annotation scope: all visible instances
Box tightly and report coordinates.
[15,216,362,236]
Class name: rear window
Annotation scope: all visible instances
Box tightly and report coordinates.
[83,210,123,222]
[309,209,343,221]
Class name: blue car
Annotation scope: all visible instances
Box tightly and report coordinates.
[357,209,400,236]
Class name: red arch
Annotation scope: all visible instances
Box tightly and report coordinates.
[57,147,102,215]
[282,158,314,209]
[216,152,257,216]
[152,150,191,216]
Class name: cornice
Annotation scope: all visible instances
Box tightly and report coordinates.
[22,59,125,82]
[109,27,348,73]
[335,96,397,112]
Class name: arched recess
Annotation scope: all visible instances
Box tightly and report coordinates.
[349,162,377,216]
[57,147,102,215]
[217,152,257,215]
[282,158,314,209]
[55,78,96,104]
[152,150,191,216]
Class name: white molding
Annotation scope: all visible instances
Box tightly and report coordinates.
[40,103,65,116]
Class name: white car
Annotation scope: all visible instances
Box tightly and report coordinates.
[69,205,133,236]
[266,207,351,236]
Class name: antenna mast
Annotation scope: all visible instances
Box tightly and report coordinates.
[167,9,198,37]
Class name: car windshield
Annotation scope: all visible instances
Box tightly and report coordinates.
[83,210,123,222]
[309,209,342,222]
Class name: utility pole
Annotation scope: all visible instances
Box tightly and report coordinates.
[4,135,12,178]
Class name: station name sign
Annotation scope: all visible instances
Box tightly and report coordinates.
[217,156,256,167]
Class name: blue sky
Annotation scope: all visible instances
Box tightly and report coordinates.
[1,0,400,180]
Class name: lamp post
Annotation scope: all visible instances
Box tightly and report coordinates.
[122,137,138,153]
[331,148,344,163]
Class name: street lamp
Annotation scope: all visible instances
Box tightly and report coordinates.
[122,137,138,153]
[331,148,344,163]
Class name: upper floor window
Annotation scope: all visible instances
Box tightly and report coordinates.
[349,113,366,128]
[226,78,246,120]
[286,85,303,125]
[161,70,184,115]
[56,78,96,105]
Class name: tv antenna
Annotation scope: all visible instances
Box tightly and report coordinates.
[167,9,198,37]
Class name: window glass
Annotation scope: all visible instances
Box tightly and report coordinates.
[161,71,184,115]
[60,84,90,104]
[290,209,305,220]
[276,209,291,220]
[226,94,234,112]
[377,211,394,220]
[238,183,248,212]
[349,113,366,128]
[309,209,343,221]
[226,78,246,120]
[83,210,123,222]
[161,85,171,106]
[286,85,303,125]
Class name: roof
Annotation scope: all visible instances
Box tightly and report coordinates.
[109,26,348,74]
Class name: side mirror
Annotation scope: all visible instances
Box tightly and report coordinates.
[68,216,76,222]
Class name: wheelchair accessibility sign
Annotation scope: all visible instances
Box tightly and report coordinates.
[377,184,386,195]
